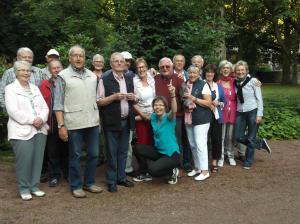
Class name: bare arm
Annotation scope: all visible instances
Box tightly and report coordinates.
[167,80,177,121]
[55,111,68,142]
[133,104,150,120]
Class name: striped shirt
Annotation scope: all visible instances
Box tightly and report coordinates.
[0,66,48,111]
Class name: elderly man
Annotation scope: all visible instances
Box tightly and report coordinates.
[155,57,193,174]
[42,49,60,78]
[53,45,102,198]
[101,51,135,79]
[40,60,68,187]
[173,54,189,81]
[191,55,204,77]
[97,52,136,193]
[0,47,48,112]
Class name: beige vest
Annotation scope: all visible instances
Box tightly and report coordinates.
[59,66,99,130]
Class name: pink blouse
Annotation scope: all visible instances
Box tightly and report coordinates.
[218,78,237,124]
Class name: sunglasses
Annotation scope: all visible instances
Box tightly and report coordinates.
[159,65,171,69]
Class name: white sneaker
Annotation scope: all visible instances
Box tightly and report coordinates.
[194,172,210,181]
[168,168,179,184]
[228,158,236,166]
[31,190,45,197]
[20,193,32,201]
[217,159,224,167]
[187,169,201,177]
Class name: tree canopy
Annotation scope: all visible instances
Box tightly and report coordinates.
[0,0,299,83]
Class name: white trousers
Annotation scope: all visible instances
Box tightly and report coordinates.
[185,123,210,171]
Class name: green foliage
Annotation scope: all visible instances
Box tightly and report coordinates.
[225,0,300,84]
[0,64,10,78]
[257,84,300,139]
[54,34,101,69]
[107,0,231,68]
[257,65,273,72]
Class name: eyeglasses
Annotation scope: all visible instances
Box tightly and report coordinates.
[17,69,31,73]
[159,65,171,70]
[154,104,165,107]
[112,60,125,64]
[94,61,103,63]
[137,65,146,70]
[71,54,84,58]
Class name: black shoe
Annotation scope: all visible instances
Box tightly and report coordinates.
[262,138,271,154]
[40,173,49,183]
[64,176,69,183]
[108,184,118,193]
[238,155,246,162]
[48,178,59,187]
[126,171,137,177]
[117,180,134,188]
[183,163,193,173]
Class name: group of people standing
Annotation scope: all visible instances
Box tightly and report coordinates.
[0,46,271,201]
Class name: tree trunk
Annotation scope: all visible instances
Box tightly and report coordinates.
[281,54,292,84]
[291,61,299,84]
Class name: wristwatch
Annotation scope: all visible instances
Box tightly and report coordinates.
[58,124,65,128]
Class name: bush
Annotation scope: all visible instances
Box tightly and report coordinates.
[257,84,300,139]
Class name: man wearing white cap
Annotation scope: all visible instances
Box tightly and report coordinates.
[42,49,60,78]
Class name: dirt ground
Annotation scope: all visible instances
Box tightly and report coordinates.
[0,140,299,224]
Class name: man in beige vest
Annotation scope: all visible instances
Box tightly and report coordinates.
[53,45,103,198]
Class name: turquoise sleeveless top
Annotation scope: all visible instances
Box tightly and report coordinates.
[151,113,180,157]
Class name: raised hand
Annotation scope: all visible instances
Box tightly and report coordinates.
[168,79,175,97]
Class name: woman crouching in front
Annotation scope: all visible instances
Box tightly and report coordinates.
[133,80,180,184]
[181,65,212,181]
[5,61,49,200]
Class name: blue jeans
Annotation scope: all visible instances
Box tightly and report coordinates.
[234,109,263,167]
[68,126,99,190]
[104,119,130,185]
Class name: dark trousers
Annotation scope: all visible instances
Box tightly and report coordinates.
[134,144,180,177]
[175,119,192,168]
[234,109,263,167]
[209,116,222,160]
[104,119,130,185]
[46,129,69,179]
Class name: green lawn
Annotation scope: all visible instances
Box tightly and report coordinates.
[259,84,300,139]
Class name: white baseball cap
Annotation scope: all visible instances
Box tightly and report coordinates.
[121,51,133,60]
[46,49,60,57]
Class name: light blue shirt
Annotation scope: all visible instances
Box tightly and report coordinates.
[151,113,180,157]
[236,75,263,116]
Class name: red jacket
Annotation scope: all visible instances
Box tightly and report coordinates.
[40,79,53,133]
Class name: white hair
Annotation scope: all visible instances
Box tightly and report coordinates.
[191,55,204,64]
[110,52,125,63]
[68,45,85,57]
[93,54,104,63]
[158,57,173,67]
[17,47,34,58]
[219,60,233,70]
[13,60,31,73]
[173,54,185,63]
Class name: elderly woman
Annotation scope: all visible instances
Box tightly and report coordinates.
[203,64,226,173]
[133,81,180,184]
[217,60,237,167]
[234,60,271,169]
[5,61,49,200]
[181,65,212,181]
[133,58,155,146]
[92,54,105,80]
